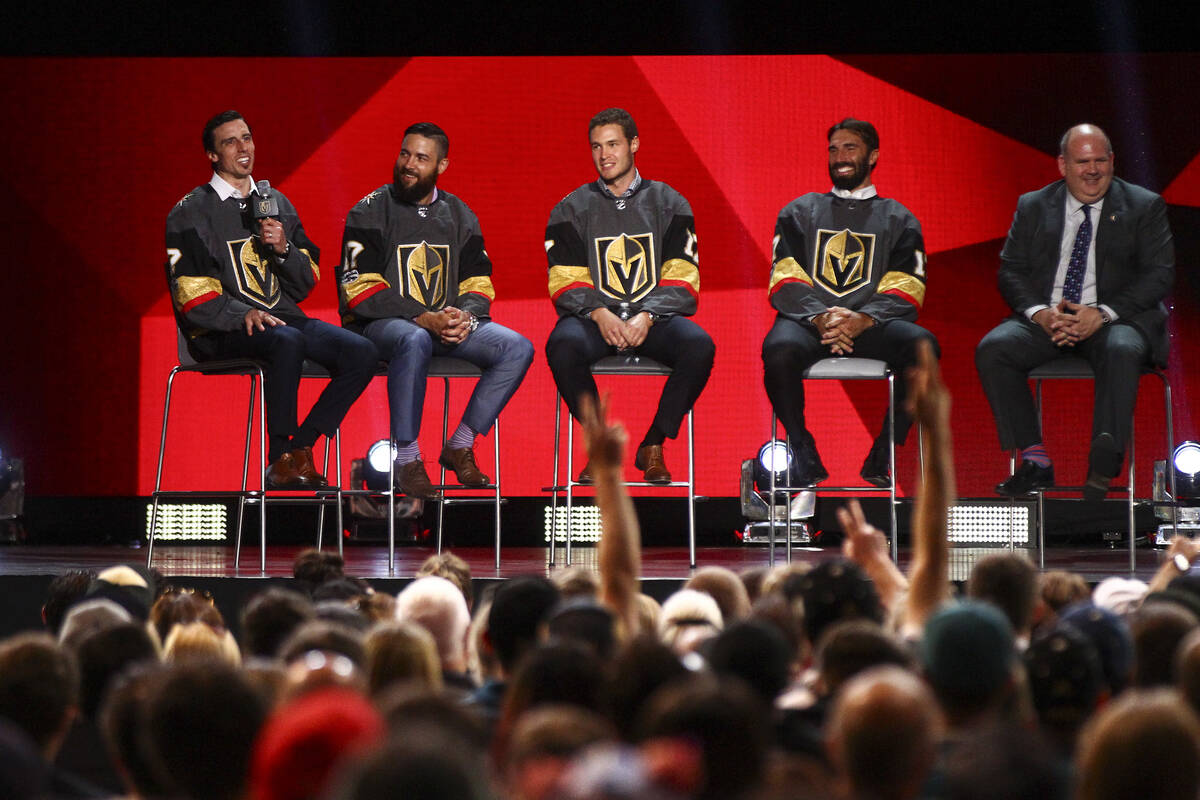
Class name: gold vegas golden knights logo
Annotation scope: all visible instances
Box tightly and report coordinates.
[594,233,656,302]
[813,228,876,297]
[398,242,450,308]
[228,238,281,308]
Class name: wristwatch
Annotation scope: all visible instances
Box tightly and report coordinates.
[1098,308,1112,324]
[467,313,480,332]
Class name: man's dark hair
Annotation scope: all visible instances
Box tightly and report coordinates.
[487,577,560,672]
[815,619,914,696]
[293,549,346,596]
[99,663,168,799]
[142,662,267,800]
[967,552,1039,635]
[0,633,78,752]
[279,619,367,667]
[240,587,316,659]
[202,110,247,155]
[43,569,96,635]
[827,117,880,168]
[785,559,884,647]
[404,122,450,160]
[706,620,792,706]
[75,622,158,720]
[588,108,638,141]
[328,730,493,800]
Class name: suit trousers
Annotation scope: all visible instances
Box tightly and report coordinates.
[974,316,1149,454]
[545,315,715,439]
[761,316,938,446]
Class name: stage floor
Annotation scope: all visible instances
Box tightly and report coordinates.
[0,542,1170,583]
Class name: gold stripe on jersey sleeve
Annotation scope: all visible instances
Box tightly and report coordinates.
[458,276,495,301]
[877,271,926,307]
[342,272,390,303]
[174,276,222,308]
[299,248,319,281]
[548,265,594,297]
[660,258,700,294]
[768,257,813,293]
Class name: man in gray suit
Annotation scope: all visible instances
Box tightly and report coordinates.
[976,123,1174,501]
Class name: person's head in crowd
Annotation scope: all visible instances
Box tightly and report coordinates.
[86,564,157,620]
[250,687,385,800]
[0,633,78,760]
[787,559,884,650]
[685,566,752,625]
[748,591,806,670]
[632,592,662,637]
[327,728,495,800]
[0,718,49,799]
[240,587,316,659]
[280,620,366,667]
[1128,600,1198,687]
[545,599,618,660]
[468,597,496,684]
[919,601,1017,727]
[967,552,1039,642]
[1074,688,1200,800]
[706,619,792,707]
[74,621,158,721]
[552,566,601,600]
[1058,603,1134,695]
[396,575,472,675]
[738,565,770,604]
[826,666,943,800]
[312,577,373,604]
[316,599,374,633]
[416,551,474,611]
[1040,569,1090,614]
[377,684,489,754]
[760,561,812,598]
[42,569,96,635]
[1177,628,1200,717]
[1023,623,1106,755]
[292,548,345,596]
[504,705,617,800]
[243,658,288,710]
[99,662,168,799]
[354,591,395,623]
[605,634,690,740]
[636,674,770,800]
[162,620,241,665]
[494,642,606,765]
[148,585,223,647]
[658,588,723,656]
[57,597,132,652]
[1090,576,1148,616]
[942,722,1069,800]
[814,619,914,698]
[278,621,367,700]
[486,576,560,676]
[364,619,442,696]
[141,660,267,800]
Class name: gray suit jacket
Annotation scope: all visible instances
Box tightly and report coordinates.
[997,176,1174,365]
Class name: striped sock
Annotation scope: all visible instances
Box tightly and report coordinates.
[394,441,421,465]
[447,422,477,450]
[1021,443,1051,468]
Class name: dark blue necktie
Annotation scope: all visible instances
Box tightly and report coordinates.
[1062,205,1092,303]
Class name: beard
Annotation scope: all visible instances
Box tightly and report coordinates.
[393,165,438,203]
[829,157,871,191]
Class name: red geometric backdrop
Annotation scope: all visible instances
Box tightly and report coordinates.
[1,56,1195,499]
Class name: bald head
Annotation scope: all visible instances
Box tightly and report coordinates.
[827,666,943,800]
[1059,123,1113,157]
[395,576,471,672]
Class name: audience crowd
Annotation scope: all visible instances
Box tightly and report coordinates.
[3,342,1200,800]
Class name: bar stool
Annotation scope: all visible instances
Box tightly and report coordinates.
[767,357,902,565]
[548,355,696,567]
[1016,355,1175,572]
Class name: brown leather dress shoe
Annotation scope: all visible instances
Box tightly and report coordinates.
[266,452,307,489]
[439,445,490,487]
[635,444,671,483]
[576,462,594,484]
[396,460,441,499]
[290,446,329,488]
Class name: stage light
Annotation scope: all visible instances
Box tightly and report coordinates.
[1173,441,1200,501]
[753,439,802,499]
[364,440,395,491]
[740,441,814,545]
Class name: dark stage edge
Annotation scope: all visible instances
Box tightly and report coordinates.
[0,543,1174,641]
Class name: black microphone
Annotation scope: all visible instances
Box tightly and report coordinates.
[252,179,279,220]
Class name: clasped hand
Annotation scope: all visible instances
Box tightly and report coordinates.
[592,308,652,350]
[814,306,874,354]
[416,306,474,345]
[1035,301,1103,347]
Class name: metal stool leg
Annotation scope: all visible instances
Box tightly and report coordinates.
[550,395,562,566]
[888,371,897,563]
[687,409,696,569]
[257,371,268,575]
[147,367,183,568]
[437,377,449,554]
[235,373,258,571]
[493,418,502,570]
[566,410,575,566]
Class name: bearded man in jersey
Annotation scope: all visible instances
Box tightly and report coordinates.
[545,107,714,484]
[165,110,376,489]
[338,123,534,499]
[762,118,938,487]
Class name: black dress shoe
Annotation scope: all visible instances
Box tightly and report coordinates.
[792,432,828,487]
[860,438,891,488]
[1084,433,1121,502]
[995,460,1055,496]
